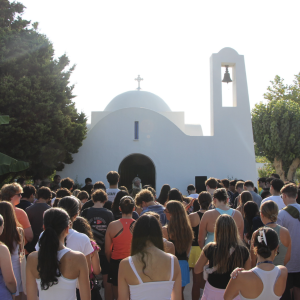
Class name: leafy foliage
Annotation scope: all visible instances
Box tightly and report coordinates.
[264,74,300,106]
[252,100,300,180]
[256,156,275,178]
[0,0,87,180]
[0,114,29,175]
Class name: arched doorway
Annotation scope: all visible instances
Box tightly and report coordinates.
[118,154,155,191]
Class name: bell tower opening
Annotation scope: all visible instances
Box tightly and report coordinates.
[118,154,156,191]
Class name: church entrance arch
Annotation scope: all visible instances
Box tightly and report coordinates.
[118,154,156,191]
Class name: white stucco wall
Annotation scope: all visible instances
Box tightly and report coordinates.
[59,48,257,194]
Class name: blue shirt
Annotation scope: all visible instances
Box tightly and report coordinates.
[140,204,167,226]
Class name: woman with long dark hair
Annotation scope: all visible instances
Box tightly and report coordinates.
[163,200,194,299]
[243,201,263,246]
[236,191,253,216]
[188,192,211,300]
[195,215,250,300]
[198,188,244,249]
[26,208,90,300]
[157,184,171,205]
[0,202,23,300]
[224,228,288,300]
[0,213,17,299]
[118,214,181,300]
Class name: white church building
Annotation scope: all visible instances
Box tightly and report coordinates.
[59,48,257,194]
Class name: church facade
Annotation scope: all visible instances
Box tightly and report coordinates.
[59,48,257,194]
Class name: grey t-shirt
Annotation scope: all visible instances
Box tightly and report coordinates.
[250,191,262,208]
[277,203,300,273]
[26,203,51,252]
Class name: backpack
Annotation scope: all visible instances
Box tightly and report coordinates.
[283,206,300,221]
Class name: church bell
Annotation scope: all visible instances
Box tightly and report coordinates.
[222,65,232,84]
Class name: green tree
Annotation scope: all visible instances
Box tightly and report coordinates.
[264,74,300,105]
[252,100,300,181]
[0,115,29,175]
[0,0,87,182]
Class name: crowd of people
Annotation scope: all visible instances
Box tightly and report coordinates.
[0,171,300,300]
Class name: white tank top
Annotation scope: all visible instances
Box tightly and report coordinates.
[128,254,175,300]
[239,266,281,300]
[36,248,77,300]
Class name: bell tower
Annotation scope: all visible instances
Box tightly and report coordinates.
[210,48,253,137]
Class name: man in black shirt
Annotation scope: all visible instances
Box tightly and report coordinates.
[25,186,51,253]
[16,184,36,211]
[81,189,114,300]
[81,181,107,211]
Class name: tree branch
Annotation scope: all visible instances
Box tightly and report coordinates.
[287,158,300,181]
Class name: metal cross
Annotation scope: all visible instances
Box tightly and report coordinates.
[135,75,143,91]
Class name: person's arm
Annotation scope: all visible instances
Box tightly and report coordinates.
[234,210,244,240]
[171,257,182,300]
[162,226,169,240]
[243,256,251,270]
[19,210,34,242]
[164,240,175,255]
[105,224,113,263]
[224,275,242,300]
[198,213,208,249]
[281,228,292,266]
[250,230,257,268]
[118,260,130,300]
[194,248,208,274]
[24,227,34,242]
[77,253,91,300]
[84,254,91,276]
[0,244,17,294]
[91,250,101,275]
[26,253,38,300]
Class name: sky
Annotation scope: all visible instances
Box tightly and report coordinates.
[21,0,300,135]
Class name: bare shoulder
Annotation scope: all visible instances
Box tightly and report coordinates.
[189,212,200,226]
[233,209,243,218]
[109,220,121,226]
[66,250,87,264]
[238,270,257,282]
[279,225,290,237]
[119,257,131,270]
[27,251,38,270]
[0,243,9,255]
[277,265,288,276]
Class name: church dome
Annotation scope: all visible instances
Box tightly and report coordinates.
[104,91,171,112]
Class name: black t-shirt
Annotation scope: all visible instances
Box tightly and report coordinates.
[16,199,32,211]
[203,243,249,289]
[81,199,112,211]
[113,211,139,220]
[81,207,114,255]
[26,203,51,253]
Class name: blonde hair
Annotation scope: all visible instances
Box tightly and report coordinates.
[213,215,246,273]
[260,200,278,222]
[166,201,194,254]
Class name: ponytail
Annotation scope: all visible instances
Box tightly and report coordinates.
[37,208,69,290]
